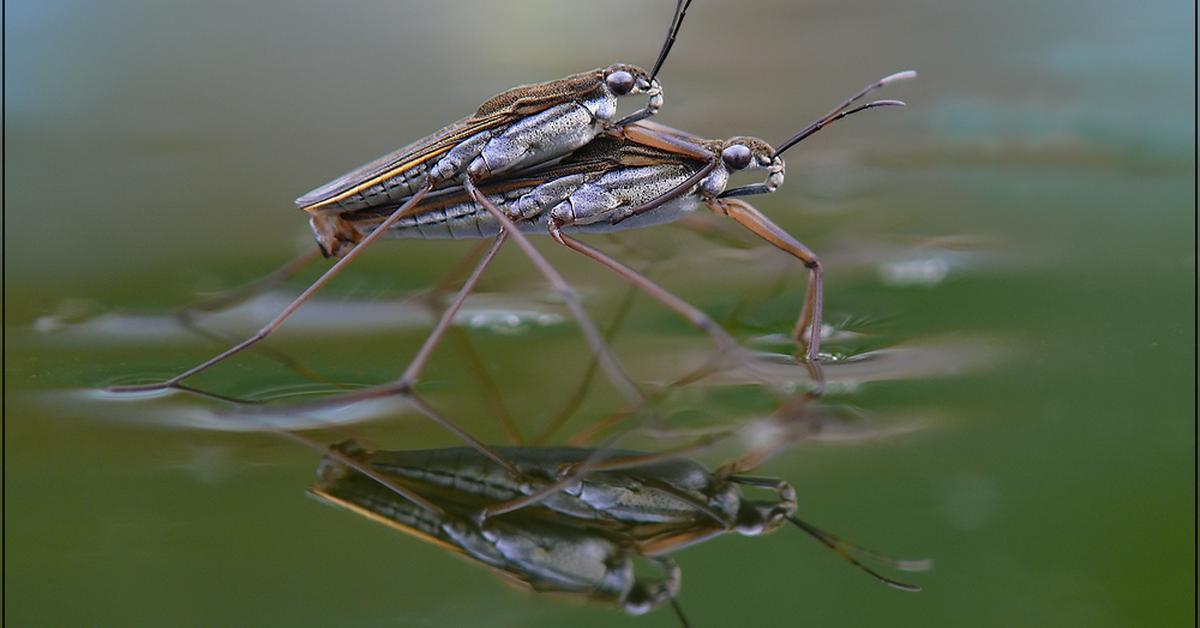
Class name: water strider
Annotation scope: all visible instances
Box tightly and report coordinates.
[255,71,914,428]
[113,73,914,512]
[310,440,930,624]
[104,7,918,551]
[364,70,915,364]
[310,441,686,619]
[109,0,696,407]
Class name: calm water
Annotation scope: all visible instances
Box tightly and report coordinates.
[5,1,1194,626]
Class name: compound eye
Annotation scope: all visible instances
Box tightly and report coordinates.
[606,70,635,95]
[721,144,753,170]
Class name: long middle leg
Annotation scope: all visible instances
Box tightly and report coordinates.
[210,233,527,477]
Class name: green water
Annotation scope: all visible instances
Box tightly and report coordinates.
[5,1,1194,626]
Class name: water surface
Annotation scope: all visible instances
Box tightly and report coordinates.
[5,1,1194,626]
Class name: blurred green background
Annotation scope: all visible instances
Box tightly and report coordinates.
[4,0,1194,626]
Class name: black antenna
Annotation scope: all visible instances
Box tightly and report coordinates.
[773,70,917,158]
[650,0,694,81]
[787,515,932,592]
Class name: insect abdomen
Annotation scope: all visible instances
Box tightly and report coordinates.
[326,162,431,213]
[373,194,543,240]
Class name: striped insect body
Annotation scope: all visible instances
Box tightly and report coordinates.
[311,441,928,620]
[299,63,667,257]
[311,442,683,615]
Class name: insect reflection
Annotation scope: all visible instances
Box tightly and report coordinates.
[310,440,930,624]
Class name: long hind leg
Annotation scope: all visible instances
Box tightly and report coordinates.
[462,179,648,411]
[209,232,528,477]
[109,184,436,392]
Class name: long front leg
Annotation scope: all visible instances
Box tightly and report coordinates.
[611,124,718,220]
[709,197,824,362]
[110,184,435,392]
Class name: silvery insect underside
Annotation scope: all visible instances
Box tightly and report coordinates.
[331,131,781,240]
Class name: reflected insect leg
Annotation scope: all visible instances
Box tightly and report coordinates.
[668,595,692,628]
[275,427,447,517]
[161,248,337,387]
[174,315,344,391]
[199,233,527,477]
[448,326,524,445]
[413,239,522,444]
[176,248,323,321]
[531,281,641,445]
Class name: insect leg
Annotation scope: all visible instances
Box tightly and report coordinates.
[620,121,713,160]
[709,197,824,362]
[109,184,436,393]
[421,238,522,443]
[448,327,523,445]
[246,239,521,438]
[174,239,495,393]
[785,515,931,591]
[388,233,508,393]
[627,118,706,145]
[531,282,641,445]
[189,235,527,482]
[623,556,684,618]
[174,316,344,391]
[463,178,647,411]
[549,228,733,351]
[667,595,692,628]
[610,123,719,221]
[609,0,692,128]
[228,234,527,476]
[278,431,447,517]
[176,247,323,320]
[547,226,780,390]
[167,248,345,387]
